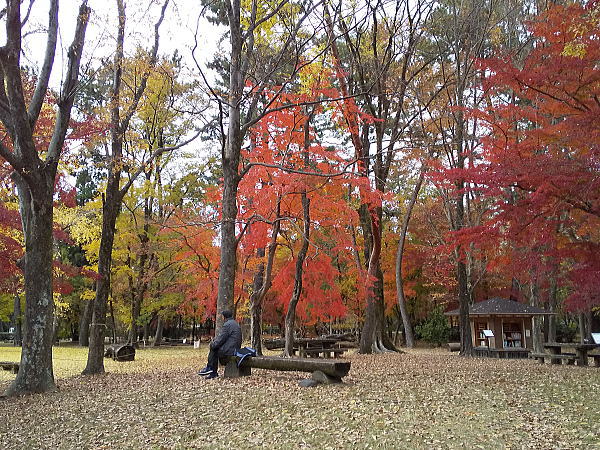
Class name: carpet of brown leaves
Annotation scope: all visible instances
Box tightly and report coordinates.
[0,345,599,449]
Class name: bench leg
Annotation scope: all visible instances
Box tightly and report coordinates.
[224,360,251,378]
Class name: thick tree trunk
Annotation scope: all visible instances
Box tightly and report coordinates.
[6,177,57,395]
[12,294,22,347]
[0,0,89,397]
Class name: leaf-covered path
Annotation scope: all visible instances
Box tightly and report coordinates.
[0,346,599,449]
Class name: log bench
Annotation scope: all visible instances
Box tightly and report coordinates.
[104,344,136,361]
[0,361,19,373]
[448,342,460,352]
[530,352,577,365]
[222,355,351,384]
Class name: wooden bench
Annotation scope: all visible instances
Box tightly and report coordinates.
[0,361,19,373]
[222,355,351,384]
[530,353,577,365]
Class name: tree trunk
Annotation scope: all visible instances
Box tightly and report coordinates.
[0,0,89,397]
[109,294,117,343]
[153,315,164,347]
[395,172,424,348]
[249,248,265,354]
[83,182,121,374]
[284,193,310,357]
[79,298,93,346]
[284,117,312,357]
[217,1,244,335]
[529,282,543,353]
[6,175,57,395]
[457,259,472,355]
[249,198,281,355]
[547,274,558,342]
[83,0,166,372]
[12,294,22,347]
[359,207,384,354]
[584,310,593,343]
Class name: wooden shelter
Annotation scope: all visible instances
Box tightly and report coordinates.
[445,298,554,357]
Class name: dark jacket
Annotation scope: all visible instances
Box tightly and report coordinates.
[210,318,242,356]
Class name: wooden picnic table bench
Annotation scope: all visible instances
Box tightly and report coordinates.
[221,355,351,384]
[544,342,599,366]
[530,352,577,365]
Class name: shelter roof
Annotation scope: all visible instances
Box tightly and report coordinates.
[444,297,553,316]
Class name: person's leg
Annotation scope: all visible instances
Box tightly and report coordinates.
[198,347,219,375]
[207,348,219,372]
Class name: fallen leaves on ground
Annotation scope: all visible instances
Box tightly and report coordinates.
[0,345,599,449]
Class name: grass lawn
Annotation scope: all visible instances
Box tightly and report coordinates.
[0,344,599,449]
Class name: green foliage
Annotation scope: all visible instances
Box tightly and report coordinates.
[415,305,450,346]
[0,293,14,322]
[556,319,577,343]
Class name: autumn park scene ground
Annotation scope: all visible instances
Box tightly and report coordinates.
[0,345,598,449]
[1,0,600,449]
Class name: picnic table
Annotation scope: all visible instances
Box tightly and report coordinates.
[263,338,349,358]
[535,342,600,366]
[295,338,346,358]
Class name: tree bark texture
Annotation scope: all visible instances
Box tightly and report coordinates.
[12,294,22,346]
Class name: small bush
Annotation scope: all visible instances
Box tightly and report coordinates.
[556,320,577,343]
[415,306,450,347]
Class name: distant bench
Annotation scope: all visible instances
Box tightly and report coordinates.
[530,353,577,365]
[221,355,351,384]
[0,361,19,373]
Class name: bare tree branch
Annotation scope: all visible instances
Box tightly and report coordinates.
[27,0,58,126]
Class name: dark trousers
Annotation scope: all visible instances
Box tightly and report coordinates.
[207,348,230,372]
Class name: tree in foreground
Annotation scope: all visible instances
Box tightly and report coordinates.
[0,0,89,396]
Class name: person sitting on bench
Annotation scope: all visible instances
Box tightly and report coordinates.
[198,310,242,379]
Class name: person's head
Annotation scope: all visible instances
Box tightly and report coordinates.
[222,310,233,320]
